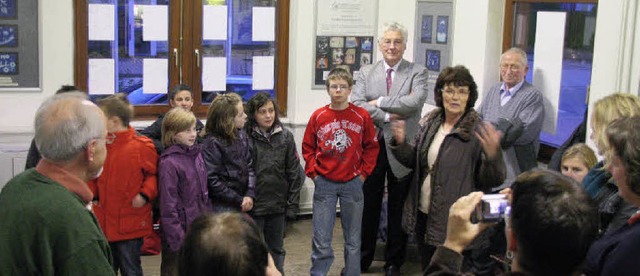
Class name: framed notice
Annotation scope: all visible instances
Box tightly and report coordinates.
[313,0,379,88]
[414,0,453,105]
[0,0,39,90]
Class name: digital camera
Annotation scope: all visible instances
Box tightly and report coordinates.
[471,194,509,223]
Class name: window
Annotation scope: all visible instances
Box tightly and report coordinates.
[74,0,290,118]
[503,0,597,147]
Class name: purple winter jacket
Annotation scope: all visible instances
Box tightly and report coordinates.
[158,143,212,253]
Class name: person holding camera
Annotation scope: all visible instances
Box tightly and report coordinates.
[390,65,505,274]
[425,169,599,275]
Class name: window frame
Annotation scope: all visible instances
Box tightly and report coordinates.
[74,0,290,119]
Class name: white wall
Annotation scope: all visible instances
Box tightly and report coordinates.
[451,0,504,106]
[586,0,640,152]
[0,0,74,138]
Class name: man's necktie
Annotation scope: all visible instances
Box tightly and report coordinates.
[386,68,393,95]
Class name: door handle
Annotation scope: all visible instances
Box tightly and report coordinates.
[173,48,178,67]
[195,49,200,68]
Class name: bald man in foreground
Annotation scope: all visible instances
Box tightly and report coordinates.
[0,93,115,275]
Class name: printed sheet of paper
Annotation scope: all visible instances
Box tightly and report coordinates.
[88,4,115,41]
[143,59,168,94]
[252,56,274,90]
[142,5,168,41]
[203,5,228,40]
[202,57,227,91]
[252,7,275,42]
[88,59,115,95]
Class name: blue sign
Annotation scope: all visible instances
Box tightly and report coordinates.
[426,49,440,72]
[0,25,17,47]
[0,52,18,74]
[0,0,16,18]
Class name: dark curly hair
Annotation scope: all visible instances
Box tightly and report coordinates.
[434,65,478,114]
[245,92,280,131]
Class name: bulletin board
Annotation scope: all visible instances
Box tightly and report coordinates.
[0,0,39,90]
[413,0,453,104]
[312,0,378,88]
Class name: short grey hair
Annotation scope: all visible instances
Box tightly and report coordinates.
[35,93,106,162]
[501,47,528,67]
[379,21,408,44]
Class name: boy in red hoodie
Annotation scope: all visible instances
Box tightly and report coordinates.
[90,94,158,276]
[302,68,379,276]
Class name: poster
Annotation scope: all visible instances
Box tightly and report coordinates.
[0,52,17,74]
[0,25,17,47]
[316,0,377,36]
[313,0,378,88]
[0,0,16,19]
[436,16,449,44]
[421,15,433,43]
[314,35,373,85]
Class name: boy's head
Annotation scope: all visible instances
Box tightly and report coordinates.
[325,68,353,105]
[169,84,194,111]
[97,93,133,130]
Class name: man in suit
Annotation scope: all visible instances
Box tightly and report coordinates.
[478,47,544,185]
[351,21,429,276]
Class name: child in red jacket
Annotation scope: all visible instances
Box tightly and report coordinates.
[90,93,158,276]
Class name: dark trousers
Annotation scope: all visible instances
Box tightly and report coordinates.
[361,138,410,269]
[110,238,143,276]
[253,213,286,275]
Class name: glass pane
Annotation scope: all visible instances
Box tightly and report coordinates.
[512,3,597,147]
[201,0,277,104]
[88,0,170,105]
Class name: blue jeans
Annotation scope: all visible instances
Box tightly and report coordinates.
[110,238,143,276]
[310,176,364,276]
[253,213,286,274]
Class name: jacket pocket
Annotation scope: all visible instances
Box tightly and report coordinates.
[119,205,152,235]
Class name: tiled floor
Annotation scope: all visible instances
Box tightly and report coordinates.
[141,217,422,275]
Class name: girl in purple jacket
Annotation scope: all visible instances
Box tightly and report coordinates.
[158,107,212,276]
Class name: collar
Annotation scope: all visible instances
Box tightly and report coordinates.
[35,159,93,204]
[109,126,136,144]
[628,211,640,225]
[421,108,479,141]
[500,80,525,96]
[384,60,401,72]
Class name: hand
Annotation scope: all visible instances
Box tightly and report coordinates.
[389,113,405,121]
[442,192,493,253]
[265,253,282,276]
[358,175,366,182]
[367,99,378,107]
[241,196,254,212]
[475,122,502,160]
[131,194,147,208]
[499,188,513,204]
[391,120,406,144]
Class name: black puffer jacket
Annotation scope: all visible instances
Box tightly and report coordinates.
[247,124,304,217]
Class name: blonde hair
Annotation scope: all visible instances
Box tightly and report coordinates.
[205,93,243,143]
[561,143,597,170]
[591,93,640,164]
[161,107,196,148]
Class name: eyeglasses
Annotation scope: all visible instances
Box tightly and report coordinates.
[442,88,470,97]
[500,64,522,71]
[329,84,350,90]
[380,39,404,47]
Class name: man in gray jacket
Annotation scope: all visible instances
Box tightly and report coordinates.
[478,47,544,185]
[351,21,429,275]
